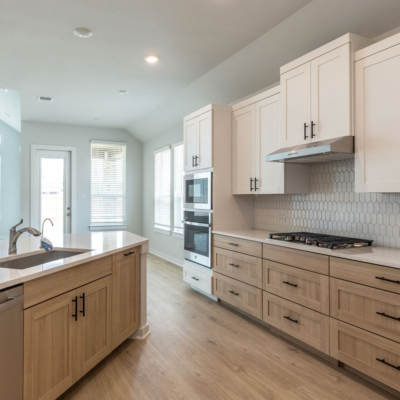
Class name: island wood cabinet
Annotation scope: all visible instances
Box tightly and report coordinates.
[23,247,141,400]
[280,33,371,148]
[232,87,309,195]
[354,32,400,192]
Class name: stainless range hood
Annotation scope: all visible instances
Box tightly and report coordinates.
[265,136,354,163]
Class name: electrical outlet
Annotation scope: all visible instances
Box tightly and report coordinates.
[278,214,286,223]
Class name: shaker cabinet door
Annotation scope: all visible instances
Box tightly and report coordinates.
[197,110,213,169]
[184,117,198,172]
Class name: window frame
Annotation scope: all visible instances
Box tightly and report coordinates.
[172,141,184,238]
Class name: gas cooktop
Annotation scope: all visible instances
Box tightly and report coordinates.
[268,232,373,250]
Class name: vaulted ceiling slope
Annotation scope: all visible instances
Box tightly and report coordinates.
[0,0,310,136]
[129,0,400,142]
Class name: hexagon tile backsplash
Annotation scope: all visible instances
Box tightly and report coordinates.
[254,160,400,248]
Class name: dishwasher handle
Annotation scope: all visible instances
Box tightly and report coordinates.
[0,294,24,313]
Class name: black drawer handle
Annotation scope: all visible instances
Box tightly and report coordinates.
[284,316,298,323]
[191,277,199,281]
[229,263,239,268]
[283,281,298,287]
[376,312,400,321]
[304,122,308,140]
[80,293,85,317]
[72,296,78,321]
[376,358,400,370]
[229,290,239,296]
[228,243,238,246]
[375,276,400,284]
[124,251,135,256]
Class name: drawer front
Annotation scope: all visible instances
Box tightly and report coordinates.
[213,272,262,319]
[331,257,400,294]
[330,319,400,392]
[183,265,212,295]
[213,247,262,288]
[263,292,330,354]
[24,256,112,309]
[263,260,329,314]
[113,246,140,263]
[330,278,400,343]
[213,234,262,258]
[263,244,328,275]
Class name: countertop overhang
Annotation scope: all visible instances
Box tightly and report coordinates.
[0,231,148,290]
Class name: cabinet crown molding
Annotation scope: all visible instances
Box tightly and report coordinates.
[184,103,231,122]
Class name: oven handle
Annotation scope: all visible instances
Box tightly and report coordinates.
[182,220,212,228]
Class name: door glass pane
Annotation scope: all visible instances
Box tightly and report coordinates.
[184,224,209,257]
[41,158,64,236]
[185,178,208,204]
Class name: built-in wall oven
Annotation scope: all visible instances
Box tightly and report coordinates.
[183,210,212,268]
[184,172,212,211]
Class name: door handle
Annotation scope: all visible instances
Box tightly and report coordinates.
[250,178,253,192]
[311,121,316,138]
[66,213,71,217]
[194,155,199,167]
[72,296,78,321]
[192,156,194,168]
[80,293,85,317]
[304,123,308,140]
[254,177,258,191]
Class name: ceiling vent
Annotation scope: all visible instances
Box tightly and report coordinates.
[37,96,54,103]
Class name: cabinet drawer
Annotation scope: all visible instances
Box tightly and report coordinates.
[213,234,262,258]
[183,264,213,295]
[263,244,328,275]
[213,247,262,288]
[330,319,400,392]
[330,278,400,343]
[331,257,400,294]
[213,272,262,319]
[263,260,329,314]
[263,292,330,354]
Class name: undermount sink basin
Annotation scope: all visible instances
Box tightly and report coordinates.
[0,250,89,270]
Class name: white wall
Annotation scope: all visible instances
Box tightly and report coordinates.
[142,125,184,266]
[21,121,143,235]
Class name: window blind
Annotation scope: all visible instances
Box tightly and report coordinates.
[154,147,171,231]
[91,141,126,225]
[173,144,184,234]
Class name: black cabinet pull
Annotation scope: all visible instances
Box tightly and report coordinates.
[80,293,85,317]
[304,123,308,140]
[192,156,194,167]
[250,178,254,191]
[228,243,238,246]
[191,277,199,281]
[72,296,78,321]
[283,281,298,287]
[311,121,315,138]
[375,276,400,284]
[284,316,298,323]
[254,177,258,191]
[229,290,239,296]
[376,358,400,370]
[195,155,199,167]
[376,311,400,321]
[124,251,135,257]
[229,263,239,268]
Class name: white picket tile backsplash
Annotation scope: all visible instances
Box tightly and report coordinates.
[254,160,400,248]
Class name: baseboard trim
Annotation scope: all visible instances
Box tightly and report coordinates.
[149,248,184,267]
[130,323,151,340]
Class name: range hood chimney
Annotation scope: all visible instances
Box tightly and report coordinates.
[265,136,354,164]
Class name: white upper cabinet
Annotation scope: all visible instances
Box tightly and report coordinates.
[197,111,213,170]
[280,34,372,148]
[355,33,400,192]
[184,117,197,171]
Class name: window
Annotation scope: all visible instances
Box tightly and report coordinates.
[154,147,171,232]
[91,140,126,227]
[173,144,184,234]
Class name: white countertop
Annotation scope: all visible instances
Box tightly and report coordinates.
[213,229,400,270]
[0,231,148,290]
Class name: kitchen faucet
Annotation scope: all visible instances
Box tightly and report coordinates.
[8,219,41,255]
[39,218,54,249]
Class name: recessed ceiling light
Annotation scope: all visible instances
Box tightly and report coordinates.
[119,90,129,95]
[145,55,159,63]
[74,28,93,38]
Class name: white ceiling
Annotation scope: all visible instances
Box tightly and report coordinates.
[0,0,311,139]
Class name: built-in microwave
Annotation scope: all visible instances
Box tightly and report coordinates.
[183,211,212,269]
[184,172,212,211]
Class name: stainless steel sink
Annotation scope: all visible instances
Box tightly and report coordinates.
[0,250,89,270]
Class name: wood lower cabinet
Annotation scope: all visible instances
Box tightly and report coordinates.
[112,247,140,348]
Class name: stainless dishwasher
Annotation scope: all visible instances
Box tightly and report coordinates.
[0,284,24,400]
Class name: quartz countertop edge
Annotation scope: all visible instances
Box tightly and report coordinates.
[212,229,400,270]
[0,231,148,290]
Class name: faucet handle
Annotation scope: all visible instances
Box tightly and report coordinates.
[11,219,23,231]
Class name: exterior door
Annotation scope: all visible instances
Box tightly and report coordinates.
[280,62,311,147]
[256,94,285,194]
[355,43,400,193]
[184,118,197,172]
[24,290,77,400]
[197,111,213,169]
[33,149,71,235]
[75,276,112,381]
[232,104,256,194]
[311,44,350,142]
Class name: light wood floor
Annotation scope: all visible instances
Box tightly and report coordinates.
[60,253,398,400]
